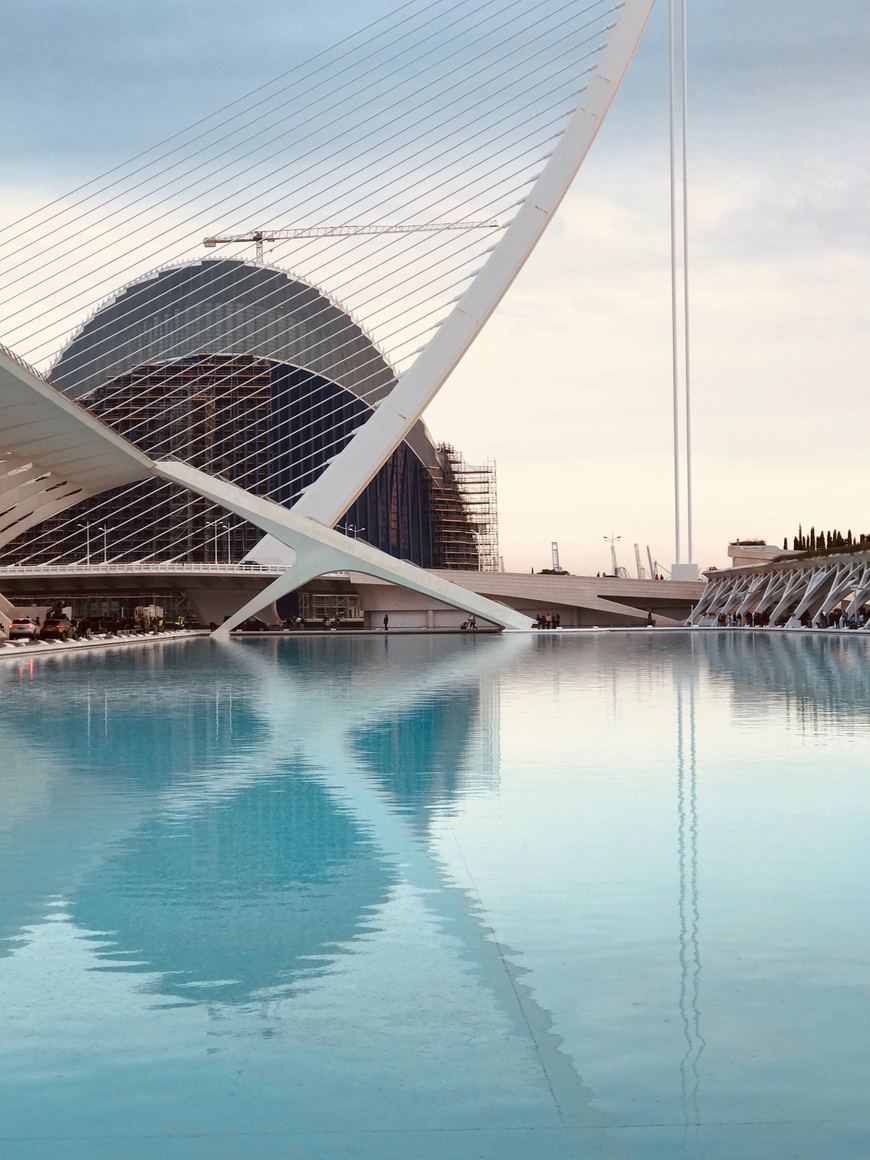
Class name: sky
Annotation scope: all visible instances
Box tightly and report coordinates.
[1,1,869,575]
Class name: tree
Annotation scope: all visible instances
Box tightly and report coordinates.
[783,537,788,550]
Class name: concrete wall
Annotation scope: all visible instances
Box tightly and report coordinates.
[357,583,494,629]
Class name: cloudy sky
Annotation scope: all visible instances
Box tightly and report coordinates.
[2,1,868,574]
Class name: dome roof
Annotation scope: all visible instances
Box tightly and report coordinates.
[52,258,396,406]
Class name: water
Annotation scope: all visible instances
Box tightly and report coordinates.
[2,632,870,1159]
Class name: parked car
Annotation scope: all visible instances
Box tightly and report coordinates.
[237,617,269,631]
[40,618,76,642]
[8,617,40,643]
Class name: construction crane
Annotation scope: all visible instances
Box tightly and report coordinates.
[203,221,499,264]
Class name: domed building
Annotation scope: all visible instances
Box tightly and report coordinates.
[4,259,495,572]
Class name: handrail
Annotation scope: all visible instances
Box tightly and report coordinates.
[0,561,293,575]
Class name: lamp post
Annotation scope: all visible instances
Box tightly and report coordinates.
[603,532,622,577]
[98,525,108,565]
[213,518,229,563]
[339,523,366,541]
[77,522,91,565]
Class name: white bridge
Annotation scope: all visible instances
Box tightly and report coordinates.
[0,1,656,633]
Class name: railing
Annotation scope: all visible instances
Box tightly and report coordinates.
[0,561,353,579]
[0,561,292,576]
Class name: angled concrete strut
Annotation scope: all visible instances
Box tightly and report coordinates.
[155,460,533,633]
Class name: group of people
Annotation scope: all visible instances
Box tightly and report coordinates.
[593,572,666,580]
[716,608,868,629]
[534,612,561,629]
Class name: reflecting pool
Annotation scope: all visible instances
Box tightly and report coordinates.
[2,632,870,1159]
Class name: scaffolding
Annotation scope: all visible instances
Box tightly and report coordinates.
[431,444,500,571]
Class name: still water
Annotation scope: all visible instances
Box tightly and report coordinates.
[1,632,869,1159]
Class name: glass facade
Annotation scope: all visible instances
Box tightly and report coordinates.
[2,260,480,570]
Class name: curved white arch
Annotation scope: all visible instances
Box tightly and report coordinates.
[289,0,655,529]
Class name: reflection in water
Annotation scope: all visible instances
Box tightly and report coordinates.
[2,632,870,1157]
[676,657,705,1148]
[73,774,398,1003]
[703,629,870,730]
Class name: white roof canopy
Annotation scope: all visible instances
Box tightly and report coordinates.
[0,345,152,552]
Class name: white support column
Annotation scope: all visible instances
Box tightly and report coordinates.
[736,573,768,618]
[686,578,719,623]
[844,565,870,620]
[769,569,811,626]
[818,563,863,620]
[755,572,789,617]
[789,566,836,626]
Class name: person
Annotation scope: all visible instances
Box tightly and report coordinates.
[383,613,389,632]
[469,614,477,631]
[646,609,655,627]
[553,612,560,629]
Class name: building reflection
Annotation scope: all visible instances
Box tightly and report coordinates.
[699,630,870,730]
[675,649,705,1146]
[8,631,858,1146]
[0,639,505,1004]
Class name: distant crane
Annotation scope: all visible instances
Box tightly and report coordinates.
[203,221,500,264]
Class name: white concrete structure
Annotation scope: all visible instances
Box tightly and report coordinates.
[0,344,152,555]
[1,1,655,632]
[238,0,656,616]
[0,561,703,630]
[689,551,870,628]
[0,349,531,630]
[726,542,800,569]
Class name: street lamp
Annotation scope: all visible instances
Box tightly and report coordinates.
[98,525,108,565]
[212,518,229,563]
[603,532,622,577]
[338,523,366,540]
[77,522,91,565]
